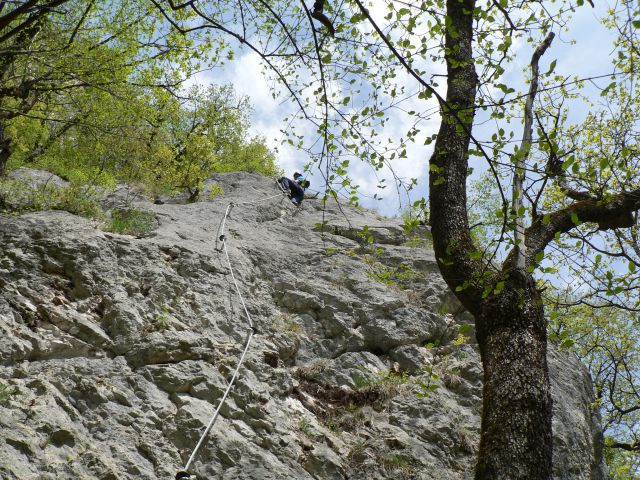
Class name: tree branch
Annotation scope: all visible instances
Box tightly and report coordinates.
[511,32,554,272]
[610,441,640,452]
[426,0,485,311]
[310,0,334,37]
[521,190,640,269]
[0,0,69,45]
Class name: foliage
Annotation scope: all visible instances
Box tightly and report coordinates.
[153,305,172,332]
[0,178,103,218]
[158,0,640,474]
[7,82,278,199]
[366,262,422,289]
[419,324,472,398]
[0,0,217,171]
[605,443,640,480]
[403,234,431,248]
[0,381,15,405]
[548,298,640,476]
[6,0,640,476]
[297,417,313,437]
[0,2,278,200]
[400,198,432,247]
[208,184,225,199]
[106,208,156,237]
[401,198,429,236]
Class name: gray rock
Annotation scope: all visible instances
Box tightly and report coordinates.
[0,172,607,479]
[7,167,69,189]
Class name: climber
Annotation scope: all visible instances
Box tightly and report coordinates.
[277,172,311,206]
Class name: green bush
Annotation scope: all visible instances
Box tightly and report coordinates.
[208,183,225,199]
[106,208,156,236]
[0,179,104,218]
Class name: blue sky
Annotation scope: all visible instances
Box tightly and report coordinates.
[191,2,617,217]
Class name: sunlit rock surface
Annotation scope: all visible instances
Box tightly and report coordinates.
[0,171,606,479]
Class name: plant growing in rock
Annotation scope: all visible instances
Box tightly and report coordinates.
[106,208,156,237]
[380,453,417,480]
[207,184,225,199]
[419,324,472,397]
[401,198,429,236]
[329,405,373,433]
[297,417,313,437]
[295,359,329,381]
[417,365,440,399]
[153,305,172,332]
[366,262,422,289]
[0,179,103,218]
[352,367,409,406]
[346,438,368,465]
[402,234,431,249]
[0,381,15,405]
[272,313,302,338]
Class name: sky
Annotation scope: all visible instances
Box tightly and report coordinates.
[190,2,616,217]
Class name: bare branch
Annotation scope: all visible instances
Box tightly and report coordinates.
[511,32,554,271]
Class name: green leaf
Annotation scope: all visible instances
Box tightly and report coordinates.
[546,59,557,75]
[570,213,580,226]
[535,251,544,264]
[600,81,616,96]
[458,323,473,334]
[599,157,609,169]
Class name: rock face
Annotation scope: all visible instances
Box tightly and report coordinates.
[0,172,607,479]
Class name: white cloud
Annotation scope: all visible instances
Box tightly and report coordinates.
[182,1,621,217]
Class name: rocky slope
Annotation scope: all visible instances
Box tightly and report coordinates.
[0,171,607,479]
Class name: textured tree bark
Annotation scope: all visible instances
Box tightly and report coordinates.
[474,279,553,480]
[428,1,554,478]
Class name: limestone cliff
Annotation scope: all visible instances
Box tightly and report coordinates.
[0,172,607,479]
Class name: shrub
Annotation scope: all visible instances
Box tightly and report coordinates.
[208,183,225,199]
[366,262,422,289]
[0,178,103,219]
[106,208,156,236]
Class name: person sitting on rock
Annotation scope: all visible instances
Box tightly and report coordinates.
[277,172,310,206]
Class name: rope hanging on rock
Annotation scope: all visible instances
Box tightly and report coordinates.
[176,187,289,479]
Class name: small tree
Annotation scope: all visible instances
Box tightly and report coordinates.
[0,0,218,175]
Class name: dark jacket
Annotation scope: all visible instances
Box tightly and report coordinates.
[278,177,306,205]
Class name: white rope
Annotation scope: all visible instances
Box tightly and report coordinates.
[180,186,289,477]
[231,191,284,206]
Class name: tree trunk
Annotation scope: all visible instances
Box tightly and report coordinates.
[0,122,11,176]
[427,0,554,478]
[474,276,553,479]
